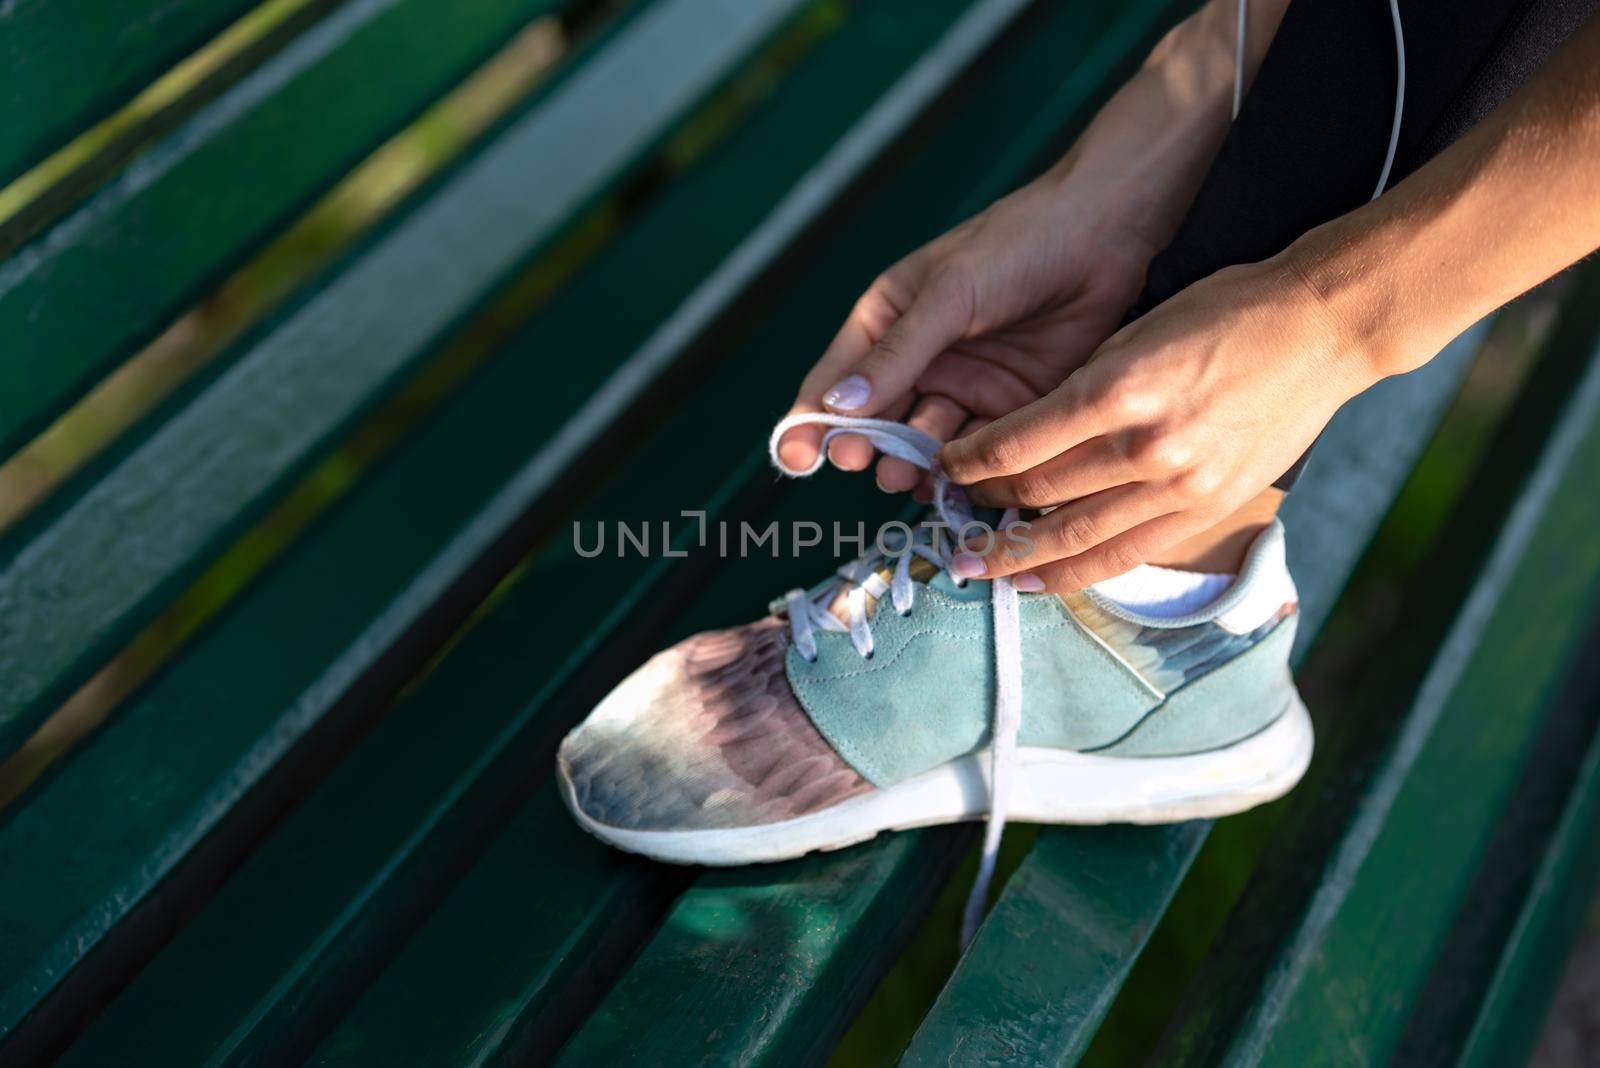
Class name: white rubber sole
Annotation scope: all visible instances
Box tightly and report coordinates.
[559,699,1313,866]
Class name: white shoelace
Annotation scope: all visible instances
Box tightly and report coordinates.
[769,413,1022,945]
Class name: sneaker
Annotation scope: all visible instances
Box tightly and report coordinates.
[557,415,1311,937]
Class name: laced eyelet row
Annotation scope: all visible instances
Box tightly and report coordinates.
[768,411,1023,947]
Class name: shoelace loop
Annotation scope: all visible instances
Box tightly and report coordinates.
[769,413,1023,946]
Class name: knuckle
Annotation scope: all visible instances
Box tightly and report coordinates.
[869,330,909,368]
[975,435,1020,475]
[1056,513,1101,555]
[1176,464,1224,499]
[1052,562,1090,592]
[992,545,1024,573]
[1096,381,1155,421]
[1152,436,1194,473]
[874,268,916,309]
[857,272,912,328]
[1129,429,1190,472]
[852,294,894,335]
[1102,542,1145,576]
[1058,373,1097,408]
[1108,428,1139,464]
[1012,473,1060,508]
[937,443,970,477]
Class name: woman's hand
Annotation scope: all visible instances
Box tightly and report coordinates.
[940,258,1385,591]
[937,4,1600,593]
[775,178,1155,494]
[773,0,1294,494]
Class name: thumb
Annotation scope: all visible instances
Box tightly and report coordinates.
[821,273,971,418]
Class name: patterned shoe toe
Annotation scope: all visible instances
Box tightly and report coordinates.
[558,617,870,834]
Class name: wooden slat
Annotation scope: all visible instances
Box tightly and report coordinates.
[0,0,576,459]
[0,0,260,185]
[903,825,1209,1065]
[1280,318,1496,649]
[558,835,977,1067]
[1454,659,1600,1068]
[1389,609,1600,1067]
[0,0,812,762]
[896,319,1496,1064]
[305,784,684,1068]
[1143,271,1600,1067]
[4,0,1000,1059]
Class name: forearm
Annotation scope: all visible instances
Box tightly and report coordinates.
[1282,13,1600,382]
[1040,0,1290,253]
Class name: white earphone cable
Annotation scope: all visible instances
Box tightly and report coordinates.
[1233,0,1249,119]
[1231,0,1405,199]
[1373,0,1406,198]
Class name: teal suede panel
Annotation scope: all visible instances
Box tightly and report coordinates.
[1096,614,1299,758]
[787,588,1161,786]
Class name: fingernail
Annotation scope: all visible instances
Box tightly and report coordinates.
[822,374,871,411]
[1013,573,1046,592]
[951,552,987,578]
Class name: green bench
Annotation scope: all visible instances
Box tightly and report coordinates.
[3,0,1599,1063]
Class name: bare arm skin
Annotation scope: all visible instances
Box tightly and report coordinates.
[1294,14,1600,380]
[775,0,1290,489]
[942,12,1600,592]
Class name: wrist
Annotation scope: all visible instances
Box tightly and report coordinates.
[1274,212,1463,386]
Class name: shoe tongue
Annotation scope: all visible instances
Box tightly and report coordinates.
[821,513,949,625]
[824,555,941,624]
[816,503,1009,626]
